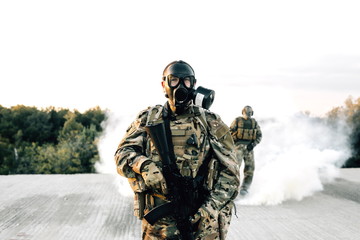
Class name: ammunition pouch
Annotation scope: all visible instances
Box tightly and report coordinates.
[206,158,219,190]
[134,192,146,219]
[236,128,257,141]
[235,117,258,141]
[128,175,147,219]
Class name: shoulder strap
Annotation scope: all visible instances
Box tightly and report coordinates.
[193,106,209,132]
[238,117,244,128]
[162,102,177,162]
[146,104,163,125]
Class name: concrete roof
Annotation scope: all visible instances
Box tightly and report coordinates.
[1,168,360,240]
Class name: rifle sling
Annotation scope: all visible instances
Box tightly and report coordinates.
[163,102,177,163]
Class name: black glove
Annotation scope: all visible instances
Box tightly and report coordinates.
[246,142,255,151]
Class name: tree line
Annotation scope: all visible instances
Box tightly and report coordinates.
[0,105,106,174]
[326,96,360,167]
[1,96,359,175]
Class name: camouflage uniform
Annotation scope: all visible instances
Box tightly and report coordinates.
[229,116,262,192]
[115,104,240,240]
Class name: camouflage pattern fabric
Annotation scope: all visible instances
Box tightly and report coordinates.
[235,144,254,190]
[115,104,240,240]
[141,206,232,240]
[229,117,262,147]
[229,116,261,191]
[142,216,181,240]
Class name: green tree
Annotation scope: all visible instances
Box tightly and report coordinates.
[75,106,107,131]
[46,107,69,144]
[0,105,106,174]
[0,137,14,174]
[56,112,100,173]
[16,142,39,174]
[327,96,360,167]
[0,106,16,143]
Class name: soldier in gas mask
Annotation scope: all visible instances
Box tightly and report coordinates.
[230,106,262,196]
[115,60,240,239]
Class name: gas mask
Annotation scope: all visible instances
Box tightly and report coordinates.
[165,74,195,112]
[242,106,254,119]
[193,86,215,110]
[163,60,215,113]
[164,75,215,112]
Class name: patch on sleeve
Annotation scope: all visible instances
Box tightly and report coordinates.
[208,114,229,140]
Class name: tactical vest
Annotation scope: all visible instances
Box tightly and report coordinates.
[236,117,257,141]
[145,105,210,178]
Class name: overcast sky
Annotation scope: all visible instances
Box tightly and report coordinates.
[1,0,360,122]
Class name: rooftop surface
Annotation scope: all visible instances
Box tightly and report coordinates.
[1,168,359,240]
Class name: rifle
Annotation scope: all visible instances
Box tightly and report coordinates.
[144,121,195,240]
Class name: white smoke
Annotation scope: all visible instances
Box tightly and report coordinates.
[95,110,135,197]
[97,84,352,204]
[211,83,352,205]
[236,113,351,205]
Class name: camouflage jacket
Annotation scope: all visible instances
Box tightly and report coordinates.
[114,103,240,238]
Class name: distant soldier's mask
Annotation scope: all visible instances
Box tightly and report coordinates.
[242,106,254,119]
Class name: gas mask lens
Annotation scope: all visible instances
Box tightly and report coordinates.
[167,75,194,89]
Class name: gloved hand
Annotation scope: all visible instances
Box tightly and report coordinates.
[141,162,167,194]
[190,206,211,224]
[246,142,255,151]
[190,202,219,224]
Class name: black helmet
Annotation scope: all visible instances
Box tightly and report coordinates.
[162,60,196,80]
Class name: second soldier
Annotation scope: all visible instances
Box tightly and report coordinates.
[230,106,262,196]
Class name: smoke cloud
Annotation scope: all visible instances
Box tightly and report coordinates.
[236,113,351,205]
[97,85,352,204]
[95,110,135,197]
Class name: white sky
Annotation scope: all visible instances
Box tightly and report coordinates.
[1,0,360,122]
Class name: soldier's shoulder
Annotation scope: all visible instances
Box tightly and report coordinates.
[196,107,228,129]
[196,107,220,121]
[136,105,162,119]
[252,117,261,125]
[135,107,151,120]
[134,105,163,126]
[250,117,257,121]
[198,107,234,147]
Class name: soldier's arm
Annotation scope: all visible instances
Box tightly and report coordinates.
[254,120,262,146]
[229,118,238,141]
[204,113,240,215]
[114,109,151,178]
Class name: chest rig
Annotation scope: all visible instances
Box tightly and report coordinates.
[236,117,257,141]
[146,104,210,178]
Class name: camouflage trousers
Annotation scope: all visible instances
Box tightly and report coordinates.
[235,144,255,190]
[141,203,233,240]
